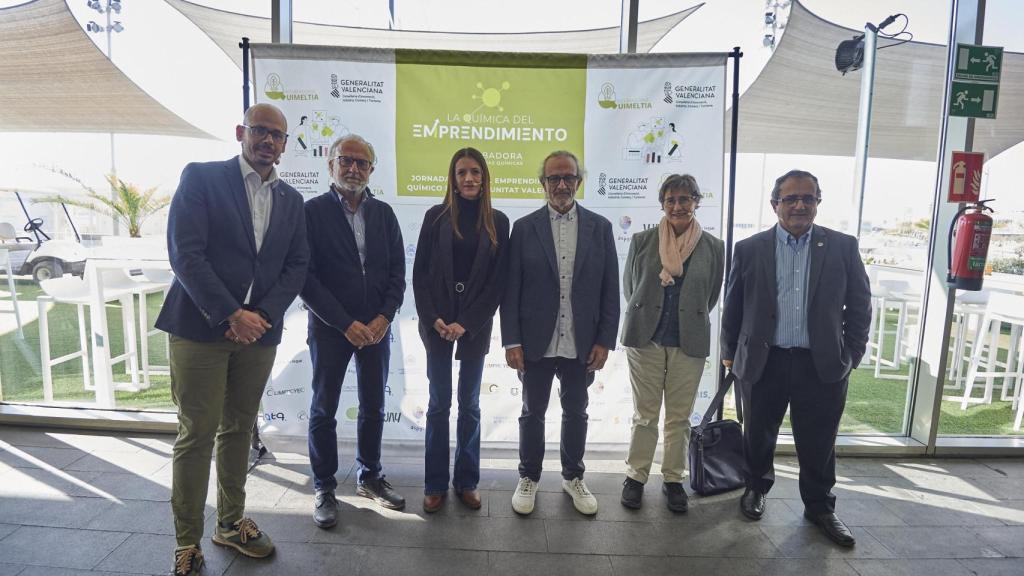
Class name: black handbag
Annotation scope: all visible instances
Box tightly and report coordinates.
[689,372,745,496]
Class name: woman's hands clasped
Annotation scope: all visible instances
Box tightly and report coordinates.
[434,318,466,342]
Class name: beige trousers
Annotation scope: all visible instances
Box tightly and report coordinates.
[625,342,704,484]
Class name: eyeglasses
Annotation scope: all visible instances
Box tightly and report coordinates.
[333,155,373,171]
[774,194,821,206]
[663,195,701,206]
[543,175,581,187]
[243,124,288,144]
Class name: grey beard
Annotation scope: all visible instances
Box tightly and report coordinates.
[333,179,363,193]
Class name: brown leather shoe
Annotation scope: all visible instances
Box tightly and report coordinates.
[458,489,482,510]
[423,494,445,513]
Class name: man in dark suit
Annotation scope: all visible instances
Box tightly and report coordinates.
[302,134,406,528]
[720,169,871,547]
[157,103,309,576]
[501,150,620,516]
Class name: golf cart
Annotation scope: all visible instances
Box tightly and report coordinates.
[0,190,88,282]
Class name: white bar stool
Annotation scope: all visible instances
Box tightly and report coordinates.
[130,268,173,388]
[37,270,141,401]
[959,292,1024,410]
[944,289,990,393]
[868,279,920,381]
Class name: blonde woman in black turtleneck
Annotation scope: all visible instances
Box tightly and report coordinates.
[413,147,510,513]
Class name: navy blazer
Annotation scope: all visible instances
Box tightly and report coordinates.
[413,203,510,360]
[301,189,405,338]
[720,225,872,384]
[155,156,309,346]
[500,203,620,363]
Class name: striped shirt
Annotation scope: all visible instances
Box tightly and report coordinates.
[773,224,812,349]
[335,187,367,267]
[545,203,578,359]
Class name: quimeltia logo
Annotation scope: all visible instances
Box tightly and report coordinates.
[598,172,607,196]
[664,82,673,104]
[264,73,318,101]
[598,82,617,109]
[330,74,340,98]
[597,81,652,110]
[265,73,285,100]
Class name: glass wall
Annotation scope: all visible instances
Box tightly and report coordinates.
[937,140,1024,437]
[0,133,234,413]
[1,0,1022,453]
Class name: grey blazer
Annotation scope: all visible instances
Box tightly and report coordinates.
[620,227,724,357]
[500,204,620,363]
[720,225,872,384]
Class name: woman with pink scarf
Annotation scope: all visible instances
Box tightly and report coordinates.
[618,174,724,513]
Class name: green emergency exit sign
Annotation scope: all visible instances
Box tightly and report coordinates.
[950,43,1002,119]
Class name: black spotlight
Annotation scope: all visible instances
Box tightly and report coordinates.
[835,35,865,75]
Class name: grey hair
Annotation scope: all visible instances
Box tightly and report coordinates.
[328,133,377,165]
[658,174,702,204]
[537,150,584,182]
[771,169,821,200]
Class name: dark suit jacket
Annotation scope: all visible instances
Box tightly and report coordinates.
[500,204,620,363]
[300,189,405,339]
[620,227,724,358]
[720,225,871,384]
[155,156,309,346]
[413,204,510,360]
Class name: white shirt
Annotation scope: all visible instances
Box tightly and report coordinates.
[239,156,277,304]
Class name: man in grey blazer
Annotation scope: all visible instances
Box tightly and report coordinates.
[502,150,620,516]
[721,170,870,547]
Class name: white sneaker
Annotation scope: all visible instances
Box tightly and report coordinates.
[562,477,598,515]
[511,477,537,515]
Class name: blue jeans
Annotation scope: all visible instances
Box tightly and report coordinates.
[424,348,484,495]
[308,329,390,491]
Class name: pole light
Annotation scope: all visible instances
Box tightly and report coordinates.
[840,14,907,237]
[83,0,126,236]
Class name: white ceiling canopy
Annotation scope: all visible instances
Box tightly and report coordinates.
[0,0,214,138]
[731,0,1023,161]
[164,0,702,67]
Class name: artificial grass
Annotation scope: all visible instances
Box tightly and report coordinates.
[0,280,173,410]
[0,278,1020,435]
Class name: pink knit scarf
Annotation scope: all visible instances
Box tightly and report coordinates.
[658,216,702,287]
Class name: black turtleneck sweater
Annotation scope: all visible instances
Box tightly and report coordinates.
[453,194,481,282]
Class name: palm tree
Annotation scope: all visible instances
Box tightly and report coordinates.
[34,168,170,238]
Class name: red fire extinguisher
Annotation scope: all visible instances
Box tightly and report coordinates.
[948,199,995,291]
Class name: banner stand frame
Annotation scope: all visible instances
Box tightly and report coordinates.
[237,39,744,445]
[719,46,743,420]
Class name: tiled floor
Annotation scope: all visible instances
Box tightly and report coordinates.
[0,425,1022,575]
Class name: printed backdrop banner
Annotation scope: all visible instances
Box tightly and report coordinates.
[251,45,727,443]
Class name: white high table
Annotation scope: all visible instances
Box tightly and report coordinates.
[86,257,171,408]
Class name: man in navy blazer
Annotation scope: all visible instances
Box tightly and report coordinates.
[302,134,407,528]
[501,151,620,517]
[156,103,309,576]
[720,170,871,547]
